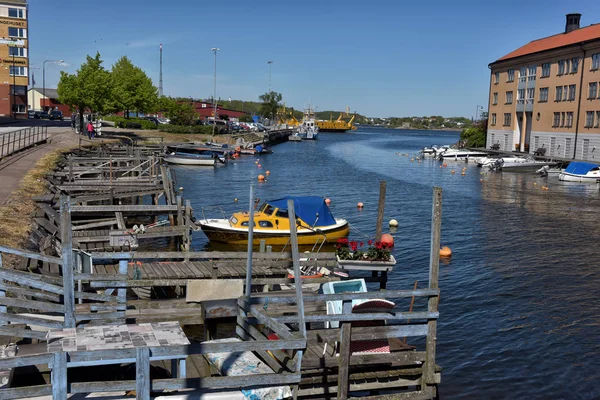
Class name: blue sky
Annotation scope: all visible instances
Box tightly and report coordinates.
[29,0,600,118]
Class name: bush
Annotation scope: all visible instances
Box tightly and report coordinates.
[103,115,157,130]
[158,124,214,135]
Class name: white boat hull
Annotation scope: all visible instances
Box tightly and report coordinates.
[558,171,600,182]
[164,156,216,166]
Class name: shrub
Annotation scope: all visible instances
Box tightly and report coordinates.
[158,124,214,135]
[103,115,157,130]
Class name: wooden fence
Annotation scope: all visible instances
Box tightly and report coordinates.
[0,126,48,158]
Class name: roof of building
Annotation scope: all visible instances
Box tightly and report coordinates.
[30,88,59,99]
[495,23,600,63]
[0,0,27,5]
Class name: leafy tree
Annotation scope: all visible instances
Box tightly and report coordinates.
[158,97,198,126]
[259,91,282,121]
[57,52,112,129]
[460,119,488,147]
[111,56,158,118]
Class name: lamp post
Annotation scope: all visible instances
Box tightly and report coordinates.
[43,59,63,112]
[267,60,273,93]
[211,48,219,136]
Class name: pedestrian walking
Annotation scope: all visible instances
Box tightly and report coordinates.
[87,121,94,139]
[71,113,76,131]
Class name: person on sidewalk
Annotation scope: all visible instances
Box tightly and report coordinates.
[71,113,76,131]
[86,121,94,139]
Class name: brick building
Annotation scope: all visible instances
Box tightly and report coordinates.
[0,0,28,118]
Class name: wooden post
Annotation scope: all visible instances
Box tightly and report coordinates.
[118,259,127,321]
[60,196,76,328]
[244,185,255,298]
[184,200,192,257]
[337,300,352,399]
[176,196,183,226]
[375,180,387,242]
[136,347,150,400]
[68,156,73,183]
[259,239,266,253]
[422,187,442,391]
[51,352,68,400]
[287,199,306,375]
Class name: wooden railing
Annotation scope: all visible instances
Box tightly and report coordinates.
[0,126,48,158]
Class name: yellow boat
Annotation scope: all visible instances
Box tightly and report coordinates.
[198,196,349,245]
[316,108,357,132]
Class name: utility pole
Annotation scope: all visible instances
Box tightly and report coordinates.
[159,44,163,97]
[267,60,273,93]
[211,47,220,136]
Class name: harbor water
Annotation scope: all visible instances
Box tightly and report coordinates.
[175,127,600,399]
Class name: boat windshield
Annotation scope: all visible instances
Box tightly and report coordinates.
[259,203,275,215]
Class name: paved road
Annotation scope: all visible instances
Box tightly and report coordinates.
[0,127,80,205]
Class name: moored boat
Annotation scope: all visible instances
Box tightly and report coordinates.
[294,107,319,140]
[421,145,450,157]
[558,161,600,182]
[197,196,349,245]
[437,148,488,161]
[163,153,216,166]
[493,156,555,171]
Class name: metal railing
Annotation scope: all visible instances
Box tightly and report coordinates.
[0,126,48,158]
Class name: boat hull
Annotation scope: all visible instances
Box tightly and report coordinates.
[164,156,216,166]
[198,219,350,245]
[558,172,600,182]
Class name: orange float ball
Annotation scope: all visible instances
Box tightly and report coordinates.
[381,233,394,247]
[257,164,262,168]
[451,170,455,174]
[257,174,265,182]
[357,202,364,208]
[325,198,331,206]
[443,163,448,168]
[265,170,271,175]
[440,246,452,257]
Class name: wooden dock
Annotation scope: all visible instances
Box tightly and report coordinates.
[0,143,442,399]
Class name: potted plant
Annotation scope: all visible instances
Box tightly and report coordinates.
[335,238,396,267]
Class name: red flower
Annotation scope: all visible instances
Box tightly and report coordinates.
[360,242,364,247]
[350,241,358,251]
[375,241,383,250]
[368,240,373,245]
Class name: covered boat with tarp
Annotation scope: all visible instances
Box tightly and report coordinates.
[197,196,349,245]
[559,161,600,182]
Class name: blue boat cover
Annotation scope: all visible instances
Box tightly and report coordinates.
[267,196,337,227]
[564,161,599,175]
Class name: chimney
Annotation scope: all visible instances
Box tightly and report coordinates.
[565,13,581,33]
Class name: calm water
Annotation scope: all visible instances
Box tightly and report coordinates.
[174,127,600,399]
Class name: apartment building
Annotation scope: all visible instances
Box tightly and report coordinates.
[0,0,27,118]
[487,13,600,161]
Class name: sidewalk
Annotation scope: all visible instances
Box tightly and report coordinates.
[0,128,80,205]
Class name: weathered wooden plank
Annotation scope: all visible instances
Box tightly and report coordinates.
[0,282,61,302]
[0,326,48,340]
[246,289,440,305]
[34,217,58,235]
[275,311,438,324]
[0,246,62,265]
[0,384,53,400]
[151,373,302,391]
[136,347,150,400]
[75,311,125,322]
[307,324,429,343]
[0,312,63,329]
[0,352,53,369]
[186,261,205,278]
[337,301,353,399]
[88,251,336,260]
[71,205,179,213]
[51,352,68,400]
[0,297,64,313]
[0,270,63,295]
[60,196,76,329]
[302,351,427,370]
[74,273,127,281]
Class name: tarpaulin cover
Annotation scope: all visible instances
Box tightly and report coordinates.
[267,196,336,227]
[564,161,599,175]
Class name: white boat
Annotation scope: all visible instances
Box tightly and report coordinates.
[536,165,565,176]
[421,145,449,157]
[474,156,499,167]
[294,107,319,140]
[482,156,531,169]
[163,153,216,166]
[437,148,488,161]
[558,161,600,182]
[493,156,554,171]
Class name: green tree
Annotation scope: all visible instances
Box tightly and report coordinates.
[158,97,198,126]
[111,56,158,118]
[460,119,488,147]
[259,91,282,121]
[57,52,112,129]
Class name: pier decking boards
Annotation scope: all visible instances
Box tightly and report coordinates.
[0,143,441,399]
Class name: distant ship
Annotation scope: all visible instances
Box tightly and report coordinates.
[316,107,357,132]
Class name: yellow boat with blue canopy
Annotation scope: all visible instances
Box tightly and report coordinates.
[198,196,349,245]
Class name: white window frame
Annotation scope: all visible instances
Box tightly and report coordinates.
[528,66,536,81]
[526,88,534,103]
[563,85,568,101]
[571,57,579,74]
[596,111,600,129]
[8,46,26,57]
[506,91,513,104]
[585,111,594,128]
[491,113,496,126]
[8,27,26,38]
[589,82,598,99]
[503,113,511,126]
[507,69,514,82]
[556,86,562,101]
[15,104,26,114]
[494,72,499,84]
[8,8,25,19]
[9,66,27,76]
[492,92,498,105]
[539,87,548,102]
[566,112,574,128]
[553,112,560,127]
[541,63,550,77]
[558,60,565,75]
[592,53,600,71]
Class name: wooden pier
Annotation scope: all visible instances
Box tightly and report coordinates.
[0,143,443,399]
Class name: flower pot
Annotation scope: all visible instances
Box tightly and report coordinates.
[336,254,396,268]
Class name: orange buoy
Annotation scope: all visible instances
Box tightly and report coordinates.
[357,202,364,208]
[451,170,455,174]
[255,160,259,164]
[381,233,394,247]
[461,171,466,176]
[443,163,447,168]
[257,164,262,168]
[440,246,452,257]
[258,174,265,182]
[265,170,271,175]
[325,198,331,206]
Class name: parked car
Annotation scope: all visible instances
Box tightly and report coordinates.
[142,116,160,125]
[28,110,41,119]
[39,111,49,119]
[49,110,64,120]
[157,117,170,124]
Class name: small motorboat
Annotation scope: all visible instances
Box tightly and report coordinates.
[421,145,449,157]
[493,156,555,171]
[558,161,600,182]
[163,153,216,166]
[197,196,349,245]
[294,107,319,140]
[536,165,565,176]
[437,148,488,161]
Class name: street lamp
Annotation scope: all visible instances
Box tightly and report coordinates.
[267,60,273,93]
[211,48,219,136]
[43,59,63,112]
